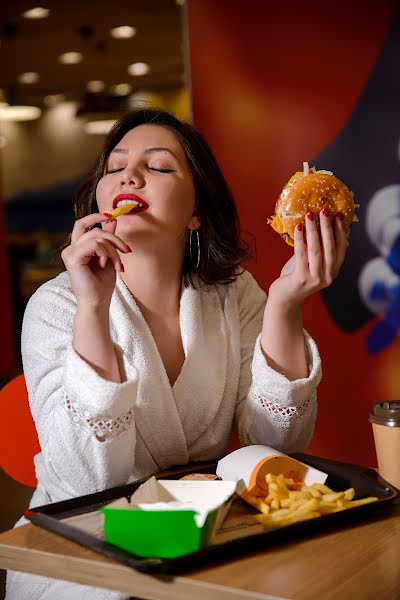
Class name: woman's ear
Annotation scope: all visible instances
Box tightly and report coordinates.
[188,215,201,230]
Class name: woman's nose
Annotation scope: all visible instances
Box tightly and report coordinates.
[120,167,144,188]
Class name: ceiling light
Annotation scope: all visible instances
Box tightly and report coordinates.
[110,26,136,39]
[18,71,40,84]
[128,91,154,109]
[110,83,132,96]
[84,119,117,134]
[127,62,150,76]
[22,7,50,19]
[43,94,66,107]
[0,105,41,121]
[175,0,185,5]
[59,52,83,65]
[87,80,106,93]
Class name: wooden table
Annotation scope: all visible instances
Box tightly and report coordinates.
[0,502,399,600]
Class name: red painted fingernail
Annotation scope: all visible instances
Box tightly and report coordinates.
[125,245,132,253]
[322,208,329,217]
[120,263,125,272]
[297,223,303,232]
[103,213,112,218]
[307,211,314,221]
[337,212,344,221]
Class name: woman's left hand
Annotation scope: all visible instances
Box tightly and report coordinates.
[268,209,349,307]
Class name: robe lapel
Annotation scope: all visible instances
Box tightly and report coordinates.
[172,283,227,444]
[110,277,189,470]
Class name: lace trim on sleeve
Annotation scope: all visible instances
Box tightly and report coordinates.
[64,397,133,441]
[258,395,312,422]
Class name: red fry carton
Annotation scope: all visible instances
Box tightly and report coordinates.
[216,445,328,502]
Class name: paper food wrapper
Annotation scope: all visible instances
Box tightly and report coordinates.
[106,477,236,528]
[101,477,236,558]
[216,445,328,501]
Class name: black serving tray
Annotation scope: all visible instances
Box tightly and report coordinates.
[25,453,398,575]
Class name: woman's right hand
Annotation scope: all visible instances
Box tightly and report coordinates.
[61,213,132,309]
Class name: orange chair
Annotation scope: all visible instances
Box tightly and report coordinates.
[0,374,39,487]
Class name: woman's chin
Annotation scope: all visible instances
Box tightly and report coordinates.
[115,220,150,235]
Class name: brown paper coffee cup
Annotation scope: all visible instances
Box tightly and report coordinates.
[369,402,400,489]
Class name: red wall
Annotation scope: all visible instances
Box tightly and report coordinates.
[187,0,399,466]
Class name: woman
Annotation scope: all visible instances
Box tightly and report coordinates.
[6,108,347,599]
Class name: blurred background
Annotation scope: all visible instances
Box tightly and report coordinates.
[1,0,400,582]
[0,0,188,375]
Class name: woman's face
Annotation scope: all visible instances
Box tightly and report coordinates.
[96,124,199,245]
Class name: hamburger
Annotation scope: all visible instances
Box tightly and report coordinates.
[268,162,357,246]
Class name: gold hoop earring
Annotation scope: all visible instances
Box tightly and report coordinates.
[189,229,200,269]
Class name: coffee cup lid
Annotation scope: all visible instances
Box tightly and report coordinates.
[369,401,400,427]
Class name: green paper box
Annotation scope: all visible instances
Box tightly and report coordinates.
[100,477,237,559]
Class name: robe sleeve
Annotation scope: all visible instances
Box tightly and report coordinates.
[21,274,138,500]
[234,271,322,452]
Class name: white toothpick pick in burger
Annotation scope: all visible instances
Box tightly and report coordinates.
[268,162,358,246]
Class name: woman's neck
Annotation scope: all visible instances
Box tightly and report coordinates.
[120,247,184,319]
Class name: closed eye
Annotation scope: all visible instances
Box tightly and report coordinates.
[106,167,175,174]
[106,167,124,174]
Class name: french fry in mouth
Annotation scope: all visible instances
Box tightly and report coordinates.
[107,202,139,220]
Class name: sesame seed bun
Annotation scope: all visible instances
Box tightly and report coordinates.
[268,168,356,246]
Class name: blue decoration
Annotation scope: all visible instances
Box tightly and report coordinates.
[367,275,400,355]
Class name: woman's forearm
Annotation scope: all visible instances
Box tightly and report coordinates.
[73,305,121,383]
[260,297,308,381]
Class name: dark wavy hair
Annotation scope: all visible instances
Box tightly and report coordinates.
[72,108,251,286]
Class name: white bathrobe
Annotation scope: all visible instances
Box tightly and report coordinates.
[6,269,321,600]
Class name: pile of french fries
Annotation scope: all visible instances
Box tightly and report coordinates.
[245,473,378,528]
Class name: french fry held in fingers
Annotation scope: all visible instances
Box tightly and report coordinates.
[246,473,378,529]
[106,202,139,221]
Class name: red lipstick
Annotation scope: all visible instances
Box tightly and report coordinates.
[112,194,149,212]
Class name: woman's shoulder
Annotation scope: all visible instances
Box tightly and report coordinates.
[214,269,266,297]
[211,269,267,310]
[22,271,76,352]
[25,270,76,316]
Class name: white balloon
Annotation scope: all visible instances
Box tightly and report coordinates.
[366,185,400,254]
[358,256,400,315]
